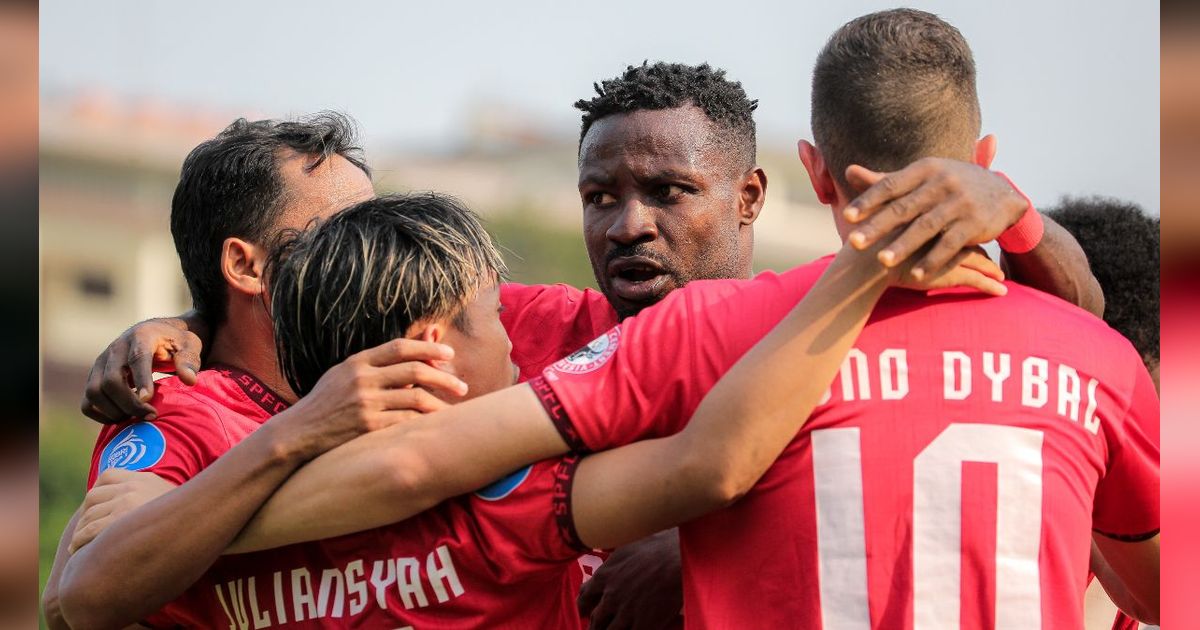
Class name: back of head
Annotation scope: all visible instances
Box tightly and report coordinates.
[170,112,370,331]
[267,193,507,396]
[812,8,981,189]
[574,61,759,172]
[1046,197,1160,363]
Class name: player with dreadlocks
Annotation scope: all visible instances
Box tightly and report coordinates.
[1047,197,1160,630]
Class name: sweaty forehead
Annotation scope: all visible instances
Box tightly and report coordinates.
[277,152,375,229]
[578,105,725,181]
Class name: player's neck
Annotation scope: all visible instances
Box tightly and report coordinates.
[208,302,298,404]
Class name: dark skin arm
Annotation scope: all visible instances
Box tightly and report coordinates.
[58,339,465,630]
[842,159,1104,317]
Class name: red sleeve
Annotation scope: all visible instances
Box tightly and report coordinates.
[501,283,619,382]
[1093,360,1159,540]
[536,261,831,452]
[86,393,233,488]
[468,458,589,566]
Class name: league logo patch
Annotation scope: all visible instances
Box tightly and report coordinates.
[475,465,533,501]
[99,423,166,473]
[551,329,620,375]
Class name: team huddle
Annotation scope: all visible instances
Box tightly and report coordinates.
[41,9,1159,630]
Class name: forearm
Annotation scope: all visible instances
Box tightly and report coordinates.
[1002,215,1104,317]
[42,509,81,630]
[574,247,890,549]
[58,425,301,630]
[232,383,566,552]
[1093,534,1160,625]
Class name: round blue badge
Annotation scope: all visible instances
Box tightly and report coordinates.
[99,422,167,473]
[474,465,533,501]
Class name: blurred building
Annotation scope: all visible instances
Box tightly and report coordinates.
[39,94,839,404]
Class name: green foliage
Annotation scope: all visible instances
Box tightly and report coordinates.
[485,209,597,290]
[39,408,98,603]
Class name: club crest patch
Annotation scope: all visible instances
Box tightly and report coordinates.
[99,422,167,473]
[475,465,533,501]
[552,329,620,375]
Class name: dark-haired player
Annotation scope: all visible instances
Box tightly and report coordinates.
[1048,197,1160,630]
[44,116,478,629]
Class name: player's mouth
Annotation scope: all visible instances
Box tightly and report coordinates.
[608,256,673,305]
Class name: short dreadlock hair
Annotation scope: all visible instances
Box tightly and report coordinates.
[574,61,759,170]
[1046,197,1159,362]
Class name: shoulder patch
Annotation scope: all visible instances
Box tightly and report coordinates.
[475,465,533,501]
[551,329,620,375]
[99,422,167,473]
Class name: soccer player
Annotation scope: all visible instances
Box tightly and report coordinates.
[104,11,1151,629]
[1048,197,1160,630]
[42,116,478,629]
[62,190,1002,627]
[72,63,1106,626]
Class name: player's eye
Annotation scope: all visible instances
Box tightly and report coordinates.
[654,184,689,203]
[585,191,618,207]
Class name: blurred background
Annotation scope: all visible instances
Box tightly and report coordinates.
[37,0,1160,626]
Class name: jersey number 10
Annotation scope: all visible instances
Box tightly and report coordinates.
[812,423,1044,630]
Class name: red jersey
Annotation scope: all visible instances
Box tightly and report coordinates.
[501,282,618,383]
[88,366,591,629]
[537,256,1160,630]
[87,364,292,627]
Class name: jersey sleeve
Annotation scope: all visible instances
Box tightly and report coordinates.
[535,260,832,453]
[1092,360,1160,540]
[468,458,590,567]
[86,393,234,489]
[501,282,619,382]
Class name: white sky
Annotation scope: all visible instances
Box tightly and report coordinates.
[40,0,1159,213]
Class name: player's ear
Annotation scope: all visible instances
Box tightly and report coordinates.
[974,134,998,169]
[409,322,446,344]
[221,237,266,296]
[737,166,768,226]
[798,140,838,205]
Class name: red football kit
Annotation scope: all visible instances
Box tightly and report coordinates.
[88,365,594,629]
[84,283,618,629]
[536,256,1160,630]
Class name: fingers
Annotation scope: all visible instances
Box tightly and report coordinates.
[873,203,958,268]
[923,250,1008,297]
[843,165,886,200]
[360,338,455,368]
[69,514,111,554]
[844,163,925,224]
[577,579,603,617]
[171,331,203,385]
[375,361,468,398]
[82,355,126,423]
[847,183,943,250]
[100,352,155,421]
[911,223,975,280]
[126,339,160,413]
[377,388,451,416]
[958,248,1005,282]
